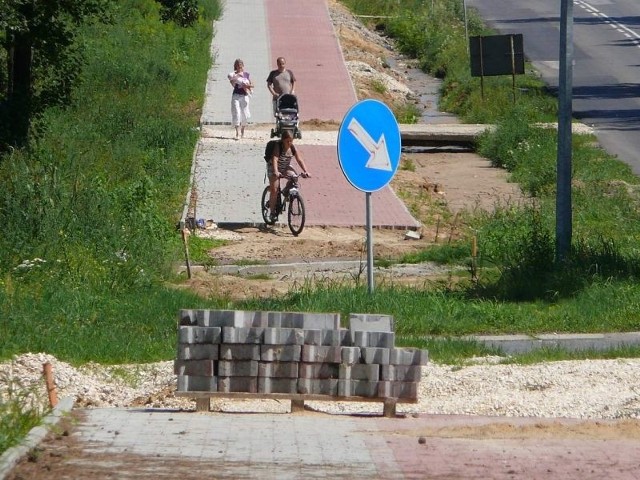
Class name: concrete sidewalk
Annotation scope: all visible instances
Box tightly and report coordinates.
[4,402,640,479]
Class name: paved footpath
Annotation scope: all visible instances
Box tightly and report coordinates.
[4,402,640,479]
[191,0,419,228]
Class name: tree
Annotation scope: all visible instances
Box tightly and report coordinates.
[156,0,199,28]
[0,0,113,149]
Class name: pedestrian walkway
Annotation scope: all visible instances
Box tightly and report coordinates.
[190,0,419,229]
[4,401,640,479]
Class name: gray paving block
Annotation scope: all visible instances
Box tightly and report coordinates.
[279,312,340,329]
[222,326,264,344]
[353,331,395,348]
[176,344,219,360]
[259,361,299,378]
[201,309,235,327]
[263,311,286,328]
[338,379,379,398]
[377,381,418,400]
[303,329,323,346]
[218,376,258,393]
[259,311,290,328]
[341,346,361,364]
[279,312,306,328]
[360,347,392,365]
[191,310,265,328]
[390,348,429,366]
[176,375,217,392]
[301,345,343,363]
[297,378,338,396]
[174,360,215,377]
[260,344,301,362]
[178,309,197,326]
[381,364,422,382]
[304,329,350,346]
[218,360,259,377]
[361,347,390,365]
[220,344,261,360]
[176,309,223,327]
[177,326,222,344]
[328,329,351,346]
[349,313,394,333]
[240,310,271,327]
[258,377,298,394]
[263,327,305,345]
[339,363,380,381]
[298,362,339,379]
[301,312,341,330]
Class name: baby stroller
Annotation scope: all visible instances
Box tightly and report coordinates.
[270,93,302,139]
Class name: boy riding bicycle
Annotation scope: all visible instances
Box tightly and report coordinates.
[267,130,310,223]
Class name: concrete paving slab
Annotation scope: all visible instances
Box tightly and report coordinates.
[202,0,273,125]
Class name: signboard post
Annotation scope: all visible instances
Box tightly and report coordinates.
[337,99,401,293]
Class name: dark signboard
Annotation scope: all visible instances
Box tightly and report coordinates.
[470,34,524,77]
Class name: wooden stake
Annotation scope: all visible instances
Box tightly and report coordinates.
[290,399,305,413]
[42,362,58,408]
[448,212,459,244]
[182,229,192,279]
[471,235,479,282]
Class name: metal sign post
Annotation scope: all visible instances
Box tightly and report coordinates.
[337,99,401,294]
[365,192,373,291]
[556,0,573,262]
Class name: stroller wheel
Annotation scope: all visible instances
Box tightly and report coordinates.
[295,130,302,139]
[270,129,276,138]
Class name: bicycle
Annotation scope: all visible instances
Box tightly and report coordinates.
[261,171,308,236]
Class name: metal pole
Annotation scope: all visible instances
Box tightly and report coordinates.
[556,0,573,262]
[366,192,374,293]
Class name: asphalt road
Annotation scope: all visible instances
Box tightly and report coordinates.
[466,0,640,174]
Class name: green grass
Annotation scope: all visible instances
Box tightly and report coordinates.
[235,259,269,266]
[188,235,226,266]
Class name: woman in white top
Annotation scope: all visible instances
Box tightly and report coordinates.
[228,58,253,139]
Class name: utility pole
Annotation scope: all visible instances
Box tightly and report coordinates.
[556,0,573,261]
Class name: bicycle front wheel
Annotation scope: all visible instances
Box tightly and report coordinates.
[261,186,273,225]
[287,194,305,236]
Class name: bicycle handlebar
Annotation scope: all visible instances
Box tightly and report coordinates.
[279,171,310,179]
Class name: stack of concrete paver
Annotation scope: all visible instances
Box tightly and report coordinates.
[175,310,428,401]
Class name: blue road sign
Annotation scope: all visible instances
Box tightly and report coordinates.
[337,99,401,192]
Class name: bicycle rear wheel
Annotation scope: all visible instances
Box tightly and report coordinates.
[287,194,305,236]
[261,186,273,225]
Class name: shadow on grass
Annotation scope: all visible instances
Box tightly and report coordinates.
[469,239,640,302]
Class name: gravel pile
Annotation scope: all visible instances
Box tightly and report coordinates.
[2,352,638,420]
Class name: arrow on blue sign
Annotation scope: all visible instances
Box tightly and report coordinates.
[347,118,392,171]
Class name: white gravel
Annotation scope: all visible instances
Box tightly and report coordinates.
[2,352,639,420]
